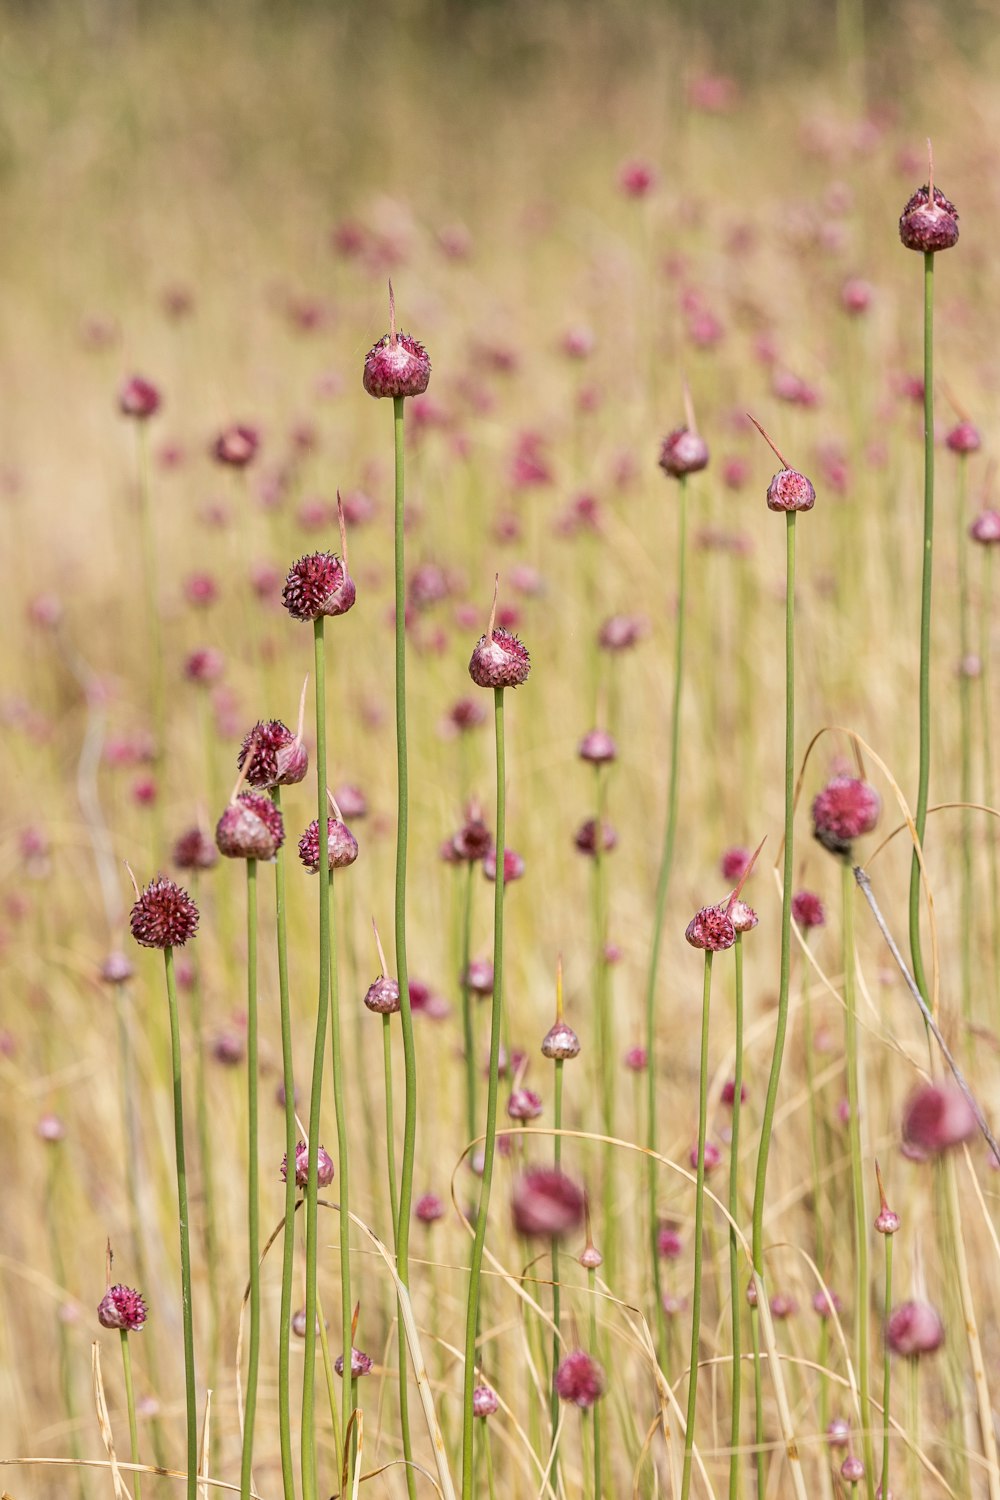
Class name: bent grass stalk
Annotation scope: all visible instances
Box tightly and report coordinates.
[461,686,507,1498]
[680,950,714,1500]
[644,473,688,1356]
[240,858,261,1500]
[907,250,934,1001]
[163,946,198,1500]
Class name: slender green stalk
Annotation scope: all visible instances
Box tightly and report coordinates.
[906,1358,920,1498]
[593,764,615,1281]
[316,1285,345,1464]
[164,946,198,1500]
[392,393,419,1498]
[383,1014,400,1248]
[188,949,220,1402]
[680,950,714,1500]
[957,457,973,1028]
[119,1330,141,1500]
[272,787,298,1500]
[484,1425,497,1500]
[549,1058,564,1463]
[45,1146,85,1500]
[241,860,261,1500]
[135,424,165,859]
[880,1232,893,1498]
[460,860,476,1151]
[302,619,332,1500]
[908,252,934,1001]
[750,1298,764,1498]
[728,934,745,1500]
[461,686,507,1498]
[325,867,353,1450]
[842,859,875,1499]
[644,475,689,1354]
[588,1265,602,1500]
[751,511,797,1490]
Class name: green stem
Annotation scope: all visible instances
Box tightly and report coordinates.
[589,1266,602,1500]
[957,457,973,1029]
[680,950,714,1500]
[484,1425,497,1500]
[135,424,165,860]
[750,1300,764,1498]
[550,1059,564,1466]
[645,474,689,1357]
[392,393,419,1500]
[120,1329,141,1500]
[326,866,353,1452]
[751,511,797,1490]
[316,1282,344,1464]
[302,618,331,1500]
[907,1358,920,1499]
[880,1233,893,1497]
[462,686,507,1498]
[383,1014,400,1249]
[728,935,744,1500]
[188,948,220,1404]
[980,549,1000,1013]
[273,788,298,1500]
[842,860,875,1500]
[594,765,615,1281]
[908,251,934,1002]
[241,860,261,1500]
[164,946,198,1500]
[461,860,476,1151]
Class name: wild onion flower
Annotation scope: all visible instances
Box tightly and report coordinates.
[129,877,199,948]
[899,183,959,252]
[511,1167,585,1238]
[281,1141,334,1189]
[216,793,285,861]
[98,1284,147,1332]
[885,1301,945,1356]
[901,1083,977,1155]
[119,376,162,420]
[554,1350,606,1408]
[811,775,881,857]
[363,282,431,399]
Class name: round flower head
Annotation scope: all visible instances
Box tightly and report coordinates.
[469,622,530,690]
[450,803,492,862]
[947,420,981,455]
[969,510,1000,546]
[578,728,617,764]
[37,1112,65,1142]
[415,1192,445,1224]
[657,1222,682,1259]
[875,1205,901,1235]
[901,1082,977,1156]
[721,1078,748,1106]
[472,1385,499,1418]
[184,647,225,685]
[282,1140,334,1188]
[826,1417,851,1450]
[690,1140,721,1172]
[364,975,401,1015]
[767,467,816,512]
[728,899,758,934]
[212,423,259,466]
[216,792,285,861]
[899,182,959,253]
[541,1020,581,1060]
[659,426,709,477]
[507,1087,543,1121]
[685,905,736,951]
[465,959,494,995]
[792,889,826,929]
[579,1242,603,1270]
[574,817,617,856]
[130,876,199,949]
[554,1350,606,1408]
[119,376,161,420]
[363,283,431,399]
[841,1455,865,1485]
[511,1166,586,1238]
[298,816,359,872]
[334,784,367,819]
[720,846,752,882]
[334,1347,374,1378]
[624,1044,648,1072]
[238,719,308,789]
[98,1284,147,1332]
[173,827,218,872]
[812,1287,843,1319]
[885,1299,945,1356]
[100,951,135,986]
[291,1308,325,1338]
[282,551,355,621]
[811,776,880,856]
[484,846,526,883]
[770,1292,797,1320]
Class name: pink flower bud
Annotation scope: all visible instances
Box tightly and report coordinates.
[469,626,530,689]
[98,1284,147,1332]
[659,427,709,477]
[216,793,285,861]
[119,376,161,420]
[886,1299,945,1357]
[282,552,356,621]
[554,1350,606,1408]
[901,1083,977,1156]
[281,1140,334,1188]
[511,1166,585,1238]
[766,467,816,512]
[298,817,359,872]
[472,1385,499,1418]
[541,1020,581,1061]
[685,906,736,951]
[899,183,959,253]
[811,776,880,856]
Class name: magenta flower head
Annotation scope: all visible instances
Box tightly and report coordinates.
[792,889,826,929]
[657,1222,683,1259]
[574,817,617,856]
[282,1139,334,1188]
[969,510,1000,546]
[130,876,199,948]
[415,1192,445,1224]
[947,420,981,455]
[216,792,285,861]
[659,427,709,478]
[624,1045,648,1072]
[282,551,355,620]
[554,1350,606,1408]
[472,1385,499,1418]
[119,376,161,420]
[578,728,617,765]
[618,157,657,197]
[298,807,359,872]
[812,1287,844,1320]
[334,1347,374,1377]
[542,1019,581,1060]
[720,846,752,882]
[484,846,525,883]
[841,1455,865,1485]
[363,282,431,399]
[365,974,401,1014]
[811,775,880,857]
[901,1082,977,1157]
[98,1284,147,1332]
[450,800,492,862]
[899,164,959,253]
[826,1417,850,1450]
[728,899,758,934]
[511,1166,586,1238]
[886,1299,945,1356]
[685,905,736,951]
[748,414,816,513]
[508,1087,543,1121]
[238,717,308,789]
[469,581,530,689]
[173,827,218,872]
[212,423,259,466]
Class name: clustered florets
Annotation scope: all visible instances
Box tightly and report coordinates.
[129,877,199,949]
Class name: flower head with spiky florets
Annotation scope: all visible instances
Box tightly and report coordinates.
[811,775,880,856]
[363,282,431,399]
[899,181,959,253]
[511,1166,586,1238]
[792,889,826,929]
[298,816,359,873]
[281,1139,334,1188]
[334,1347,374,1377]
[216,792,285,861]
[685,905,736,951]
[98,1284,147,1332]
[238,718,308,790]
[173,827,218,872]
[129,877,199,949]
[282,552,355,621]
[554,1350,606,1408]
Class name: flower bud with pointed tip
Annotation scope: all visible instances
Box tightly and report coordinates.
[685,905,736,951]
[579,1243,603,1270]
[364,329,431,399]
[554,1350,606,1408]
[282,552,356,621]
[472,1385,499,1418]
[886,1299,945,1356]
[541,1020,581,1060]
[811,776,880,856]
[281,1140,334,1188]
[875,1206,900,1235]
[469,625,530,689]
[298,817,359,872]
[130,877,199,948]
[507,1087,543,1121]
[766,468,816,512]
[578,728,617,764]
[216,793,285,861]
[239,720,308,789]
[728,899,758,933]
[659,427,709,477]
[899,184,959,253]
[334,1347,373,1377]
[365,974,401,1015]
[98,1284,147,1332]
